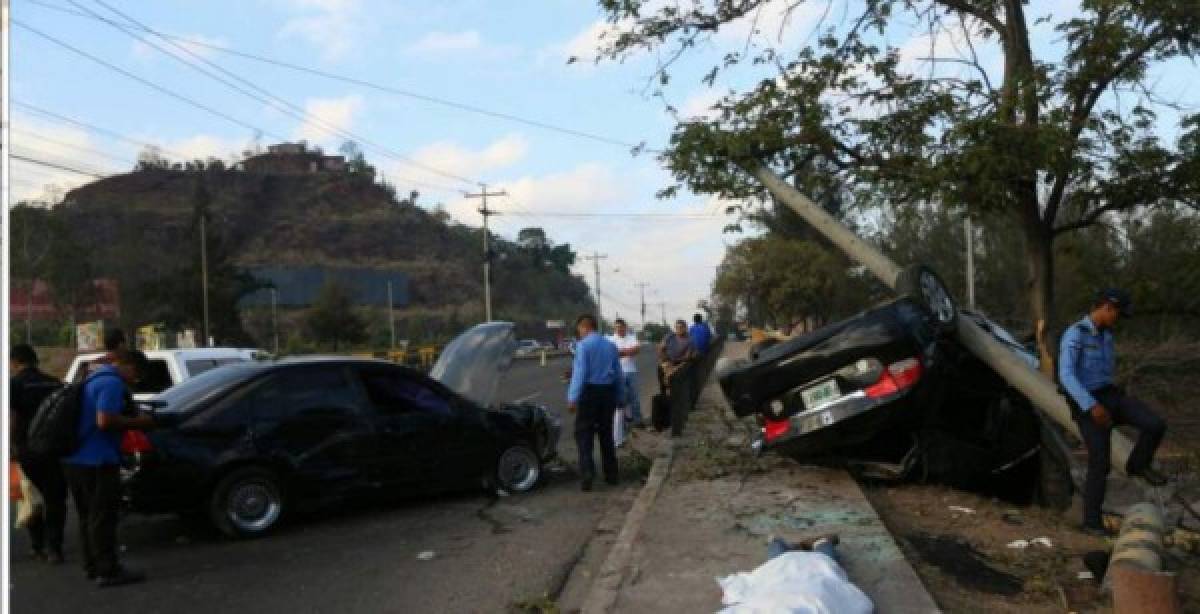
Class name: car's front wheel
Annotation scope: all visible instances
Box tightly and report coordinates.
[209,466,285,538]
[495,444,541,493]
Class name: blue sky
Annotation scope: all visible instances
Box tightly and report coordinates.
[9,0,1196,327]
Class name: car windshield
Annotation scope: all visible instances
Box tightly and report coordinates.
[155,363,260,412]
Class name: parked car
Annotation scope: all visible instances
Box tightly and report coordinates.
[121,322,560,537]
[514,339,544,357]
[65,347,268,401]
[718,288,1073,507]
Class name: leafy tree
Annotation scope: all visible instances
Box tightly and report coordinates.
[594,0,1200,333]
[305,280,368,351]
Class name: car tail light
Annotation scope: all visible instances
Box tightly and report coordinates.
[864,357,923,399]
[121,430,153,455]
[763,417,791,442]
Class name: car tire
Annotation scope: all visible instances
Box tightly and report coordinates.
[896,263,958,335]
[208,466,286,538]
[495,443,541,493]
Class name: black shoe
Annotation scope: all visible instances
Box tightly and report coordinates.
[96,568,146,588]
[85,569,97,581]
[30,548,46,562]
[46,550,64,566]
[581,479,594,492]
[1080,524,1114,538]
[1137,466,1168,486]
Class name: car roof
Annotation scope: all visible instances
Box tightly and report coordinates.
[71,347,262,361]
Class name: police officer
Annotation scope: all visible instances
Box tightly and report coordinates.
[567,314,625,491]
[10,344,66,563]
[1059,288,1167,536]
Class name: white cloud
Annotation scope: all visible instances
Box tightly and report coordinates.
[8,119,117,202]
[131,32,227,62]
[160,134,250,162]
[274,0,361,61]
[677,89,726,120]
[408,30,482,54]
[715,0,825,47]
[292,94,364,144]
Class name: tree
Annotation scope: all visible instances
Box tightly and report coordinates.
[518,227,549,251]
[594,0,1200,333]
[305,280,367,351]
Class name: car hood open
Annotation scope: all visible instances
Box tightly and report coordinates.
[430,321,518,407]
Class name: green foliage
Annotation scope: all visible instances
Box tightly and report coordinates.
[305,280,368,351]
[595,0,1200,326]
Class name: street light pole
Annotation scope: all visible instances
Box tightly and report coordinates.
[200,212,210,347]
[387,280,396,350]
[270,287,279,354]
[583,251,608,333]
[964,216,976,309]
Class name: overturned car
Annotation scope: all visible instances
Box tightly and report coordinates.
[718,276,1073,507]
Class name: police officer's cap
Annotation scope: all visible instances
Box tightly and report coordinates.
[1097,288,1133,317]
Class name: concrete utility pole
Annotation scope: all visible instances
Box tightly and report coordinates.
[270,287,279,355]
[965,216,976,310]
[386,280,396,349]
[583,252,609,332]
[741,159,1136,476]
[635,282,650,328]
[199,212,210,347]
[464,184,506,322]
[659,302,667,326]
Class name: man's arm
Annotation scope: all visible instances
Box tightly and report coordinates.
[1058,327,1097,412]
[567,344,587,410]
[611,350,626,406]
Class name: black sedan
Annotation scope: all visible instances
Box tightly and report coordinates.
[122,323,560,537]
[719,285,1073,507]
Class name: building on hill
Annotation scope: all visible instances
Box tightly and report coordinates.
[240,142,347,175]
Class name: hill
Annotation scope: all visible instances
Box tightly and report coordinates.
[16,166,593,347]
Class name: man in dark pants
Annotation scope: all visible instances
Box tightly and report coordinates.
[1059,289,1167,536]
[64,349,156,587]
[567,314,625,491]
[10,344,66,563]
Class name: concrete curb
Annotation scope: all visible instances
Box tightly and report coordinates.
[580,442,675,614]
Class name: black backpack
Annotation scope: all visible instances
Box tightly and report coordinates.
[26,372,118,459]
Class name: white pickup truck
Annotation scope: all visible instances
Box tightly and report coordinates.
[64,347,268,401]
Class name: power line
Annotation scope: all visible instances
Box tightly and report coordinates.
[13,18,289,140]
[74,0,477,186]
[508,211,720,219]
[13,100,193,159]
[11,154,110,178]
[26,0,655,152]
[10,127,138,167]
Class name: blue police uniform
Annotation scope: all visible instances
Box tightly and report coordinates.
[568,332,624,487]
[1059,314,1166,529]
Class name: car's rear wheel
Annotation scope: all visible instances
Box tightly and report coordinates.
[896,263,958,334]
[209,466,285,538]
[495,444,541,493]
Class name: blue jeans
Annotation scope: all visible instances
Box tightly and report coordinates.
[622,372,642,423]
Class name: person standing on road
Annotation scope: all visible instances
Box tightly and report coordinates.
[64,349,156,587]
[689,313,712,356]
[608,318,644,429]
[1059,288,1167,536]
[10,344,67,564]
[567,314,625,491]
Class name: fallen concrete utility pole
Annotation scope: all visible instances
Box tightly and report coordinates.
[743,160,1135,475]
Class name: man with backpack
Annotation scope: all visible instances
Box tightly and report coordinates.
[10,344,66,563]
[63,349,155,587]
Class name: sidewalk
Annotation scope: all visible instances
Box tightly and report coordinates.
[591,342,941,613]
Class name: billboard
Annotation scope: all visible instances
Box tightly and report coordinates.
[11,279,120,322]
[239,267,410,309]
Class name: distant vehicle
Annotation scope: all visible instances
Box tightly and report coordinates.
[121,322,560,537]
[719,271,1073,508]
[64,347,269,401]
[514,339,545,357]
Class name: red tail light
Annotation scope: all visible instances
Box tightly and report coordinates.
[121,430,153,455]
[864,357,923,399]
[763,417,791,442]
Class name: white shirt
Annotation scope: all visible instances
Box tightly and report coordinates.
[607,332,640,373]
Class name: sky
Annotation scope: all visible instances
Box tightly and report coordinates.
[8,0,1196,328]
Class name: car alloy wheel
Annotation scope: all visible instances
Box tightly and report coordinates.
[896,263,958,334]
[496,444,541,493]
[210,466,284,538]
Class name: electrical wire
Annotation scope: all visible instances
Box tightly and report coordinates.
[11,154,110,178]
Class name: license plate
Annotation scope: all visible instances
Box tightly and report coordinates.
[801,379,841,410]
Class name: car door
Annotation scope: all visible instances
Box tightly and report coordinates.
[250,365,378,500]
[355,366,477,490]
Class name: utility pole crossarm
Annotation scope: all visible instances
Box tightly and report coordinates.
[463,184,507,322]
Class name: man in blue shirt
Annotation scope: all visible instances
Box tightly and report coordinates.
[1059,289,1167,535]
[567,314,625,491]
[64,349,155,587]
[689,313,712,356]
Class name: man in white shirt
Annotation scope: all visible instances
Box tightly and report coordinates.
[608,319,644,428]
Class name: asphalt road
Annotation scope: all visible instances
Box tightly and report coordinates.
[9,349,660,614]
